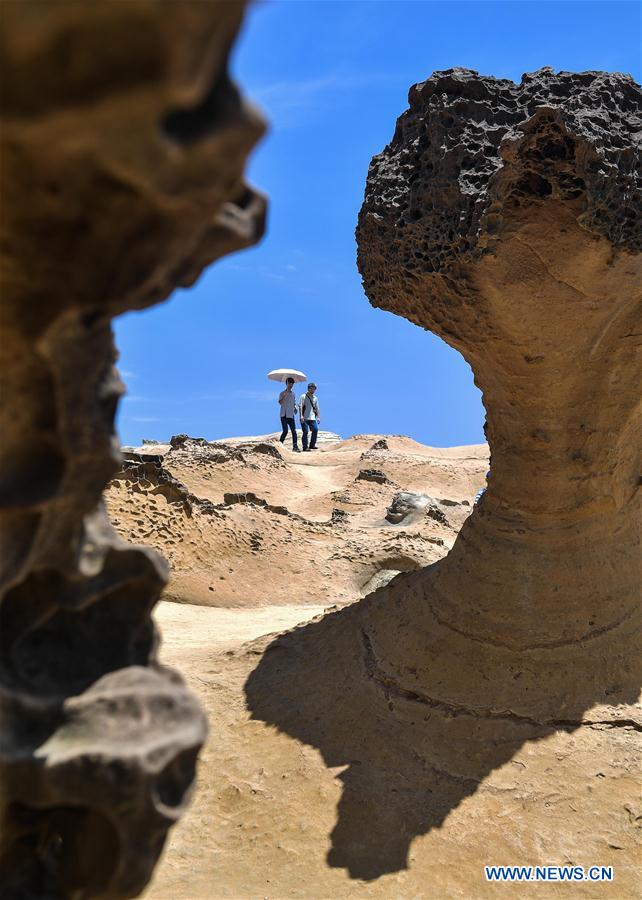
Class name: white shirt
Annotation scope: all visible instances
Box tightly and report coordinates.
[279,388,296,418]
[300,392,319,420]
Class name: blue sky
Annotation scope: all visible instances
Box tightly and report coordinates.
[115,0,641,447]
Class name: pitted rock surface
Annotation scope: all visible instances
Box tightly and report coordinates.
[0,2,264,896]
[358,67,641,301]
[168,437,247,467]
[356,68,642,648]
[245,442,285,460]
[247,69,641,888]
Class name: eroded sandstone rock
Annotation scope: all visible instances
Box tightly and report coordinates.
[247,69,641,883]
[356,469,392,485]
[0,2,265,896]
[357,67,641,647]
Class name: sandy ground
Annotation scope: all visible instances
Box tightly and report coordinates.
[146,600,640,900]
[155,601,328,665]
[107,435,638,899]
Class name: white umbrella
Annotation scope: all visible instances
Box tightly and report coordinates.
[267,368,307,383]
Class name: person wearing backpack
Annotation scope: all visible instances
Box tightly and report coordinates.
[299,382,320,451]
[278,377,300,451]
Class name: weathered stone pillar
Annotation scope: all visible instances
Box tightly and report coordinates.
[356,68,641,676]
[0,2,265,896]
[246,69,641,883]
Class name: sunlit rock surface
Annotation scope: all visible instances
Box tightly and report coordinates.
[105,433,485,607]
[357,67,641,650]
[245,69,641,891]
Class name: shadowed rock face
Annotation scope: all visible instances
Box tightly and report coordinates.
[0,1,265,896]
[246,69,641,882]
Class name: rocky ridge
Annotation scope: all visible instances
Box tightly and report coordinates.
[106,433,487,607]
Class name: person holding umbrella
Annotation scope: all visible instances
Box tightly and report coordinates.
[267,369,307,452]
[299,382,320,451]
[278,377,300,451]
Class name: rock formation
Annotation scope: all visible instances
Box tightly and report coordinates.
[106,434,482,607]
[357,67,641,651]
[385,491,450,526]
[356,469,393,485]
[246,69,641,884]
[0,2,264,896]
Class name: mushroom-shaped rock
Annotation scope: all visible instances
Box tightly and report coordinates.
[357,67,642,649]
[246,70,642,887]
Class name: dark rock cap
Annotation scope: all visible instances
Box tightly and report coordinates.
[357,68,641,311]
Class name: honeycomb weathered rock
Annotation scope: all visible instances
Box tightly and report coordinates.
[0,1,265,896]
[357,67,642,648]
[247,69,641,884]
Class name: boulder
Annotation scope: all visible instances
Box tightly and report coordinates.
[386,491,449,525]
[385,491,430,523]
